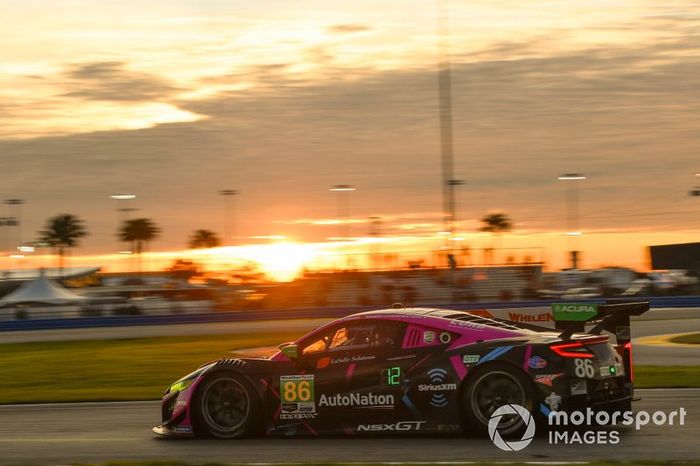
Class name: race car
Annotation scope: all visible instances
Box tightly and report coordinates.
[153,301,648,439]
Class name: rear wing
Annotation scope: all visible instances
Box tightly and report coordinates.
[554,301,649,388]
[553,301,650,343]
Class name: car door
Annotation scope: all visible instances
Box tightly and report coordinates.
[372,320,463,433]
[272,319,402,434]
[397,321,463,430]
[339,319,459,434]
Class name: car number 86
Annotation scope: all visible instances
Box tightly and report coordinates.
[283,380,312,402]
[574,359,595,378]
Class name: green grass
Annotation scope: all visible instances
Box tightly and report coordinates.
[635,365,700,388]
[0,333,698,404]
[0,331,300,404]
[52,462,700,466]
[670,332,700,345]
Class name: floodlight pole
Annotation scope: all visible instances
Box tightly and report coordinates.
[329,185,356,240]
[557,174,586,269]
[4,199,24,254]
[219,190,239,246]
[437,0,456,239]
[368,216,382,270]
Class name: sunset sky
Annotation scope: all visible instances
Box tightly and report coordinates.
[0,0,698,278]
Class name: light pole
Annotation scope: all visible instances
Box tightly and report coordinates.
[437,0,457,241]
[329,185,356,240]
[219,189,238,246]
[4,199,24,255]
[447,179,465,234]
[0,217,17,257]
[110,194,136,269]
[368,216,382,270]
[557,173,586,269]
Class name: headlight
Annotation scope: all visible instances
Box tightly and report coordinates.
[165,367,207,395]
[167,377,195,394]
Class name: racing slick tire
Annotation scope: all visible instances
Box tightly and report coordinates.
[461,362,536,438]
[192,371,261,438]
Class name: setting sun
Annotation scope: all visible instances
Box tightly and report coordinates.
[239,242,319,282]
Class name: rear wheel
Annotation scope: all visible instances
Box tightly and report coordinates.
[193,372,259,438]
[462,364,535,437]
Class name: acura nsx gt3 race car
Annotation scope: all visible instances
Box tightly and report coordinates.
[153,301,648,439]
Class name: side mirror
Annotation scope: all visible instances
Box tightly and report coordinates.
[279,342,299,359]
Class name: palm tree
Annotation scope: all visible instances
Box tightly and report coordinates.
[479,212,513,264]
[188,229,220,249]
[119,218,160,273]
[38,214,89,270]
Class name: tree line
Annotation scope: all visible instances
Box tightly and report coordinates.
[33,211,513,269]
[35,214,222,269]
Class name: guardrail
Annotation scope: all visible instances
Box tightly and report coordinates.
[2,295,700,332]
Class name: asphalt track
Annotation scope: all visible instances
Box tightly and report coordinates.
[0,389,698,464]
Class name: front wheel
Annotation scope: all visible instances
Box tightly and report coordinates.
[192,372,259,438]
[462,364,536,438]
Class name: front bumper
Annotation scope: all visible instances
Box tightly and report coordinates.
[153,381,199,437]
[152,423,194,437]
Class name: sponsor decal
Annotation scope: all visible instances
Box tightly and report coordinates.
[508,312,553,323]
[318,392,394,408]
[330,355,375,365]
[599,364,621,377]
[528,356,547,369]
[418,383,457,391]
[570,379,588,395]
[439,332,452,344]
[436,424,462,432]
[357,421,426,432]
[423,330,435,343]
[463,354,480,364]
[280,344,298,359]
[534,373,564,387]
[280,374,316,419]
[280,413,317,420]
[551,303,598,322]
[544,392,562,410]
[488,404,536,451]
[316,357,331,369]
[421,368,456,408]
[173,425,192,433]
[449,320,486,330]
[281,402,298,412]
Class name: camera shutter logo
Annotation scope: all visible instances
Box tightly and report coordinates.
[487,404,536,451]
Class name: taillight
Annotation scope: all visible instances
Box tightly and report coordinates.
[550,341,594,359]
[614,342,634,382]
[625,342,633,382]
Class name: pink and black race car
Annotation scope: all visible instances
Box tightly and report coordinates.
[153,302,647,439]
